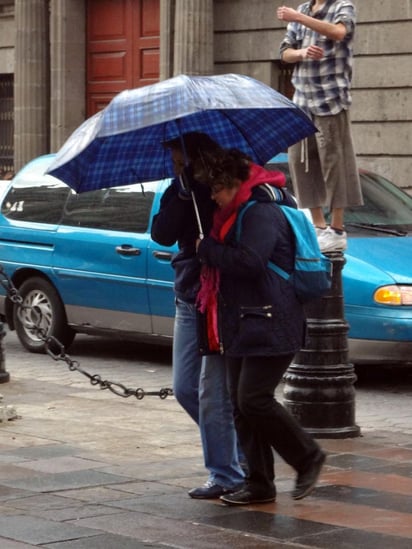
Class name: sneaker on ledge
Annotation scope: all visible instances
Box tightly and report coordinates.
[316,226,347,253]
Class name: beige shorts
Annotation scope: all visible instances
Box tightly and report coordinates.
[288,109,363,210]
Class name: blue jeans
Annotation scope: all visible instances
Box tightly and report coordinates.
[173,298,244,489]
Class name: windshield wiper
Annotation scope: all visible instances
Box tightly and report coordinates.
[346,222,408,236]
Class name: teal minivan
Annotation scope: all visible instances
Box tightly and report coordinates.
[0,154,411,365]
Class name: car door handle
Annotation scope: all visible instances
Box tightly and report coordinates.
[153,251,173,261]
[115,245,141,256]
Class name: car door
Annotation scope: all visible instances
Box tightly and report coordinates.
[52,183,156,334]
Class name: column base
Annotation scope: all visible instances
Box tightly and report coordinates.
[0,371,10,384]
[303,424,361,439]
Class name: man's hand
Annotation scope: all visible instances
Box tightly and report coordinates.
[302,44,324,60]
[277,6,300,22]
[278,5,348,41]
[173,168,194,200]
[285,44,324,64]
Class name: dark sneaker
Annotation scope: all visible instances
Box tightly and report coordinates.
[220,487,276,506]
[188,481,234,499]
[292,451,326,500]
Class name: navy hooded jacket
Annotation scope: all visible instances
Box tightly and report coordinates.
[197,186,306,357]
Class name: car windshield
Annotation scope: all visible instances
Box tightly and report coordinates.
[1,157,70,224]
[342,172,412,233]
[266,161,412,234]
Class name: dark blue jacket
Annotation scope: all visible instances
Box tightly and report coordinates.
[151,177,215,303]
[197,186,306,357]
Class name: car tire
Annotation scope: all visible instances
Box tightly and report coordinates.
[13,277,75,354]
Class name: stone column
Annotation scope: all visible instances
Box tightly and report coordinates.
[14,0,49,171]
[160,0,174,80]
[173,0,214,76]
[49,0,86,151]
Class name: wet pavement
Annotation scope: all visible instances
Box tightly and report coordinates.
[0,331,412,548]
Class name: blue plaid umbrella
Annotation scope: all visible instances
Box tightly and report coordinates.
[47,73,316,193]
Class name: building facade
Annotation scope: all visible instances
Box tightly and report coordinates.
[0,0,411,190]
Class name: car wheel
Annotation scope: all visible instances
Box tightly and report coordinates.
[13,277,75,354]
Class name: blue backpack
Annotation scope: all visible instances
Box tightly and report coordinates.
[236,201,332,303]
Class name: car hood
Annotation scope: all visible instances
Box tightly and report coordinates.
[346,236,412,284]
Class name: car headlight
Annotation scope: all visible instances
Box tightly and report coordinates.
[374,285,412,305]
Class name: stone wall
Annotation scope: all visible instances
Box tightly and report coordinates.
[0,1,15,74]
[0,0,410,189]
[214,0,412,189]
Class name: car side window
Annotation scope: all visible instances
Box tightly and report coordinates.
[1,176,70,224]
[61,184,155,233]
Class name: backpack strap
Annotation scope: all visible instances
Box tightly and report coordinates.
[260,184,284,202]
[267,260,290,281]
[235,200,256,241]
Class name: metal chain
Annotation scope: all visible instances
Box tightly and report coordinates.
[0,266,173,400]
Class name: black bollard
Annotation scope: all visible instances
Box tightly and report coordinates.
[0,321,10,384]
[283,251,360,438]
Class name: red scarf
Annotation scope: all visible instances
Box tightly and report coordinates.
[196,163,285,351]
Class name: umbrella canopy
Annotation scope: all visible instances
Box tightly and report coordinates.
[47,73,316,193]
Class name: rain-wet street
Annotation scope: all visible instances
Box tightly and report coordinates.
[0,330,412,548]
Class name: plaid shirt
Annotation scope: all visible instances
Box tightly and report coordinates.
[279,0,356,116]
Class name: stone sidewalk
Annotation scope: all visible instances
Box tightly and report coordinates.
[0,332,412,548]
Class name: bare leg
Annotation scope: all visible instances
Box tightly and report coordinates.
[330,207,345,231]
[310,207,326,228]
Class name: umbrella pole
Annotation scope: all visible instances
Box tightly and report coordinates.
[178,146,204,238]
[190,191,204,240]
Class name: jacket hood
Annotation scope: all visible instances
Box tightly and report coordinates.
[248,163,286,188]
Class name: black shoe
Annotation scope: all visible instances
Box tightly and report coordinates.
[188,481,234,499]
[220,487,276,506]
[293,450,326,500]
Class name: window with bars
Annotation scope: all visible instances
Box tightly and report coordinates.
[278,64,294,100]
[0,74,14,177]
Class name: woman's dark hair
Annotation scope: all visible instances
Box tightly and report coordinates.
[163,132,223,162]
[194,148,252,188]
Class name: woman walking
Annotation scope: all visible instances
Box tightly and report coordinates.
[195,149,326,505]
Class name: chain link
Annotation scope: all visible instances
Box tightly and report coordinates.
[0,266,173,400]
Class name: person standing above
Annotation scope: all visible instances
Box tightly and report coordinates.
[151,132,245,499]
[195,149,325,505]
[277,1,363,253]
